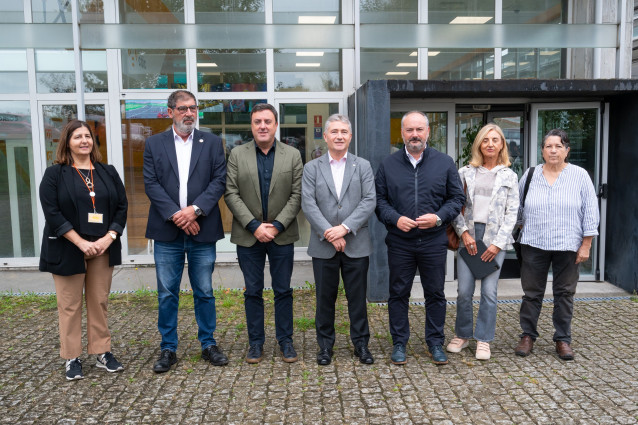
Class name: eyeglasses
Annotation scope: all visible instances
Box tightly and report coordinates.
[173,105,198,113]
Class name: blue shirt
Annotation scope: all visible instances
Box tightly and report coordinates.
[246,142,284,234]
[519,164,599,252]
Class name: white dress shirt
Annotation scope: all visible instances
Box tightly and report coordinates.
[328,152,348,200]
[405,146,425,168]
[173,127,193,209]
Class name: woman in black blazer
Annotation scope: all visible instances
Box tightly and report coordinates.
[39,120,127,381]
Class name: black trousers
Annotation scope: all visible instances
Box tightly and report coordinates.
[519,244,579,343]
[387,235,447,347]
[313,253,370,350]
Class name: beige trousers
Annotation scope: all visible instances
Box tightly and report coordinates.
[53,252,114,359]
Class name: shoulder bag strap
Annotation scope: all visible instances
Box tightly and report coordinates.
[521,166,535,208]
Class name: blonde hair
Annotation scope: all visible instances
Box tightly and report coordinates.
[468,123,511,167]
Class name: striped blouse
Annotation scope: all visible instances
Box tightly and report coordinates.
[519,164,599,252]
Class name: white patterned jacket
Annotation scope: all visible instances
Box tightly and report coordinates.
[452,165,520,250]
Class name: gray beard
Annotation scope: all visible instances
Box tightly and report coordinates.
[174,119,195,135]
[405,139,425,153]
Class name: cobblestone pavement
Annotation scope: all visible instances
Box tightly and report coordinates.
[0,290,636,424]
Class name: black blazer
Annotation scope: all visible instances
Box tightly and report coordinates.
[39,162,128,276]
[143,128,226,243]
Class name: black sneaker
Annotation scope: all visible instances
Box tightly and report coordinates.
[153,349,177,373]
[65,358,84,381]
[280,341,298,363]
[96,352,124,372]
[202,345,228,366]
[246,344,264,364]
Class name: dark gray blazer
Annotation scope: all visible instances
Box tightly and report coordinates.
[301,153,376,259]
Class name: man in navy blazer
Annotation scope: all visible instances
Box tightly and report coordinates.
[301,114,376,366]
[143,90,228,372]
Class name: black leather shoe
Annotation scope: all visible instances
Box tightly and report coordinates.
[316,348,333,366]
[280,341,298,363]
[202,345,228,366]
[354,343,374,364]
[246,344,263,364]
[153,349,177,373]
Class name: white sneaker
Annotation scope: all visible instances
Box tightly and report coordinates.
[475,341,491,360]
[446,337,469,353]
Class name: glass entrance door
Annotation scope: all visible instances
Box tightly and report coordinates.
[530,103,604,280]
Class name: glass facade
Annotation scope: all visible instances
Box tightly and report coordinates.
[0,0,627,265]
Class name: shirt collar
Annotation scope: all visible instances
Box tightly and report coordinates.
[404,146,424,164]
[328,152,348,164]
[172,127,194,144]
[255,140,276,155]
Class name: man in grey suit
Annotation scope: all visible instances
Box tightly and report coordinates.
[301,114,376,366]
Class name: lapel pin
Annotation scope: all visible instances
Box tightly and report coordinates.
[199,138,203,143]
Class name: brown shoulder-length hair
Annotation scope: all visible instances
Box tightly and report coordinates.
[55,120,102,165]
[468,123,511,167]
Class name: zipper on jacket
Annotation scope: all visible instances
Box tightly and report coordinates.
[414,167,418,219]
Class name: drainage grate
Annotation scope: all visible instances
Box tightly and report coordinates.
[370,296,632,307]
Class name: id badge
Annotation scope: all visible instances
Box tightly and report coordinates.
[88,213,104,223]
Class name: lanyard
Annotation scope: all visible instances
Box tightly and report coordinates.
[73,163,96,213]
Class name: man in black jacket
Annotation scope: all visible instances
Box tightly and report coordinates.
[375,111,465,366]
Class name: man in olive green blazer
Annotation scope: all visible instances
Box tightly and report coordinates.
[225,103,303,364]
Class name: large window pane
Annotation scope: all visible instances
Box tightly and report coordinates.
[79,0,104,23]
[0,102,36,258]
[119,0,184,23]
[197,49,267,92]
[273,0,340,24]
[1,1,24,22]
[195,0,264,23]
[120,100,172,254]
[360,0,417,24]
[361,49,416,82]
[32,0,71,23]
[279,103,339,247]
[429,0,494,24]
[35,50,109,93]
[502,48,562,79]
[502,0,563,24]
[536,107,598,276]
[122,49,186,89]
[429,49,494,80]
[274,49,341,92]
[0,50,28,94]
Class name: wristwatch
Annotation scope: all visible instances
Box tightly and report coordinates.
[435,215,442,227]
[193,205,203,216]
[108,231,117,240]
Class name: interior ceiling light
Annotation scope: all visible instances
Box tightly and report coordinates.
[298,16,336,24]
[397,63,417,67]
[409,51,418,56]
[296,63,321,67]
[386,71,410,75]
[450,16,492,24]
[296,52,325,57]
[428,51,440,56]
[540,50,560,55]
[197,63,217,67]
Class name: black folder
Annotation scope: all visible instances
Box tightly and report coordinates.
[458,240,500,279]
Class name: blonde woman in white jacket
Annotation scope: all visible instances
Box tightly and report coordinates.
[448,124,519,360]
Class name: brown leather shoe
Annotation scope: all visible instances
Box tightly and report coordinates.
[515,336,534,357]
[556,341,574,360]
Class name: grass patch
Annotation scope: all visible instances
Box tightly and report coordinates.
[0,293,58,315]
[294,317,315,332]
[335,321,350,335]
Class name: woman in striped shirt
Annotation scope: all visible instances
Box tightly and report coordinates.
[514,129,599,361]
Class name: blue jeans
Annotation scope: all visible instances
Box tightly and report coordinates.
[155,234,217,352]
[455,223,505,342]
[237,241,294,347]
